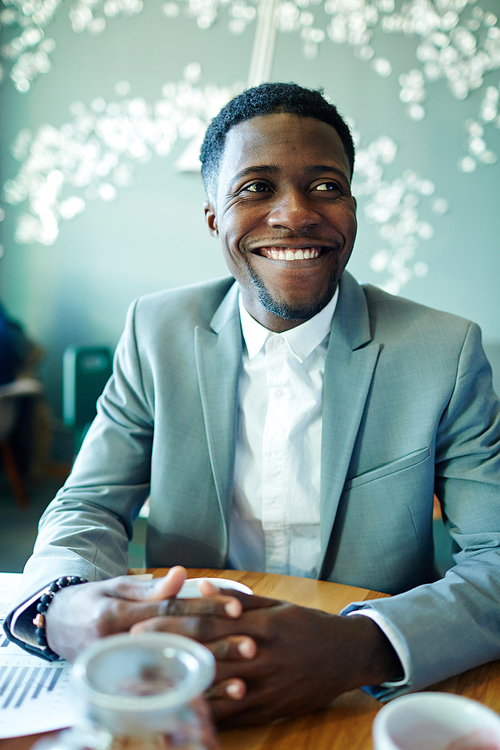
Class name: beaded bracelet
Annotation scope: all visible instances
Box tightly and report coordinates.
[32,575,88,660]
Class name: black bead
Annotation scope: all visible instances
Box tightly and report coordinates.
[33,576,89,662]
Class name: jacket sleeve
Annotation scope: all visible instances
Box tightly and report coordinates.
[343,321,500,697]
[10,298,154,608]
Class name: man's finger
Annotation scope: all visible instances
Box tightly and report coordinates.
[147,567,188,600]
[103,594,241,634]
[205,678,247,701]
[129,613,242,641]
[205,636,257,661]
[226,592,282,611]
[197,581,282,611]
[102,566,188,602]
[155,595,241,619]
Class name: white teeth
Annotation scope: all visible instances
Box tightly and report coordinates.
[263,246,322,260]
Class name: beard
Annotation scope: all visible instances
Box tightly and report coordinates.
[246,264,339,321]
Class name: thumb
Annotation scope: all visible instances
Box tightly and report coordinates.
[107,567,187,601]
[147,566,188,600]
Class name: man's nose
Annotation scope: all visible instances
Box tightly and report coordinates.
[266,190,320,232]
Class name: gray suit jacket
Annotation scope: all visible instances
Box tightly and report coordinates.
[15,271,500,695]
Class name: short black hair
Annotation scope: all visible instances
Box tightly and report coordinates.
[200,82,355,196]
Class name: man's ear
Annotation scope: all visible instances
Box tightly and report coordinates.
[204,201,218,237]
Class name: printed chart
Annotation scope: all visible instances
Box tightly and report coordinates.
[0,574,81,738]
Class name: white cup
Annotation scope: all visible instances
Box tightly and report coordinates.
[372,692,500,750]
[177,577,253,598]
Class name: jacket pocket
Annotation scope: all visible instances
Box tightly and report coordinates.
[344,447,431,490]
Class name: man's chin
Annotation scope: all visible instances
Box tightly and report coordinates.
[255,282,337,322]
[244,264,339,325]
[261,298,328,321]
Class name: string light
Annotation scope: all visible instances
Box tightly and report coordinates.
[352,131,444,294]
[3,67,242,246]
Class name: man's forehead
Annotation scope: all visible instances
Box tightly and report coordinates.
[224,112,342,144]
[220,112,351,178]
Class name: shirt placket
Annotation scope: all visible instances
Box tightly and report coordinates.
[262,335,291,574]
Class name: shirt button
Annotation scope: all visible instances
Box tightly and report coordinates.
[274,388,284,398]
[268,336,285,350]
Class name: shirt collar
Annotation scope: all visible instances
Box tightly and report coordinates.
[239,288,338,363]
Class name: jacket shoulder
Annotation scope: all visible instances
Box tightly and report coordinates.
[132,277,236,331]
[361,283,475,342]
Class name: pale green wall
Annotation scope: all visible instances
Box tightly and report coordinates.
[1,0,499,426]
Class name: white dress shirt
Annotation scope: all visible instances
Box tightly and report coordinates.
[229,291,337,576]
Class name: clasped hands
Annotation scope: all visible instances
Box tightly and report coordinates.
[45,566,399,726]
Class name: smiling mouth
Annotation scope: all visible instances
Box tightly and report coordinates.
[255,246,325,261]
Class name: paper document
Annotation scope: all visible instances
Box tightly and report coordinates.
[0,573,81,739]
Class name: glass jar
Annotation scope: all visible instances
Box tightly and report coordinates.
[34,632,217,750]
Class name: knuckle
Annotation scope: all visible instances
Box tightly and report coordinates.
[181,616,200,639]
[212,639,231,659]
[108,576,130,597]
[94,612,113,637]
[161,598,183,617]
[110,599,128,620]
[94,599,127,636]
[168,599,183,616]
[196,617,214,641]
[198,599,218,615]
[184,616,211,641]
[261,618,278,641]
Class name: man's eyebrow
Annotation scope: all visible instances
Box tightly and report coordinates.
[230,165,280,184]
[230,164,350,185]
[307,165,350,180]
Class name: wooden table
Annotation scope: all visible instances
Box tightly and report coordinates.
[2,568,500,750]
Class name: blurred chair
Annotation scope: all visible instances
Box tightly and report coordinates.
[63,346,113,455]
[0,378,43,508]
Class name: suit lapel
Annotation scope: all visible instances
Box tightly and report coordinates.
[319,273,380,568]
[194,283,242,525]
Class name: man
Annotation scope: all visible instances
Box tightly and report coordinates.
[5,82,500,726]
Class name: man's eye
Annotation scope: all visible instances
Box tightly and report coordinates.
[245,182,269,193]
[314,182,342,192]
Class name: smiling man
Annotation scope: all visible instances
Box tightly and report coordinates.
[5,83,500,727]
